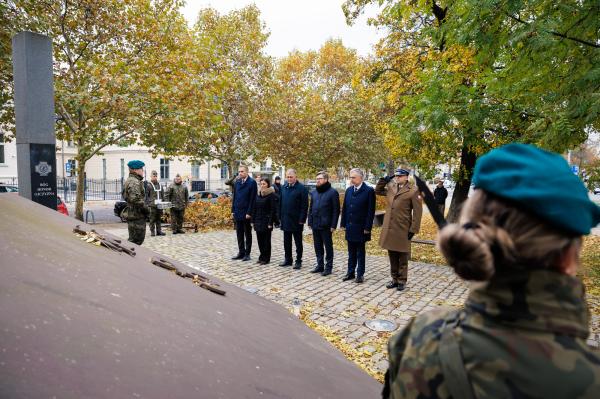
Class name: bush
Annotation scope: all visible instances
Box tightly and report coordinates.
[182,196,234,231]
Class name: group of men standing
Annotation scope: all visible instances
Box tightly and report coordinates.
[122,160,189,245]
[230,164,424,289]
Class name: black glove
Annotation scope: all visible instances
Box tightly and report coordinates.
[408,232,415,240]
[383,175,393,183]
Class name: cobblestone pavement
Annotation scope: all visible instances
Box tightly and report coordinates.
[107,227,600,374]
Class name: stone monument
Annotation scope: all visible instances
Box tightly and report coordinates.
[12,31,57,210]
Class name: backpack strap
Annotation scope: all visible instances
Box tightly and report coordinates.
[439,311,476,399]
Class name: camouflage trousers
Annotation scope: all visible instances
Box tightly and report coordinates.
[149,207,163,234]
[128,218,146,245]
[171,208,185,233]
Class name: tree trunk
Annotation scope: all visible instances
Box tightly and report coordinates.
[386,159,395,176]
[446,145,477,223]
[74,155,86,221]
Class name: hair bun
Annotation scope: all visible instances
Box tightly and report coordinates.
[438,223,495,281]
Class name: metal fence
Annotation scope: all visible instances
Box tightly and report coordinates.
[56,178,126,203]
[2,177,229,203]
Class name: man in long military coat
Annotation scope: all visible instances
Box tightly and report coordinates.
[375,168,422,291]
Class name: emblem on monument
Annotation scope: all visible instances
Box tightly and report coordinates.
[35,161,52,177]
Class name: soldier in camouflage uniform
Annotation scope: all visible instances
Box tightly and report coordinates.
[145,170,165,237]
[123,160,149,245]
[167,174,189,234]
[384,144,600,399]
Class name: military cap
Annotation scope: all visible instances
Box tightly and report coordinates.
[394,168,409,176]
[127,160,145,169]
[472,143,600,235]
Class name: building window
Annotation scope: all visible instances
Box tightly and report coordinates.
[191,161,200,179]
[160,158,170,180]
[102,159,107,180]
[0,134,4,164]
[220,163,228,179]
[120,159,125,180]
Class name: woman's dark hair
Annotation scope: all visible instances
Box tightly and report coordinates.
[262,178,271,187]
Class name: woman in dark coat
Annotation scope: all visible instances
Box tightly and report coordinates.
[252,178,279,265]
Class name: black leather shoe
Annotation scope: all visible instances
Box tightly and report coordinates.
[355,276,364,284]
[310,266,324,273]
[279,261,292,267]
[386,281,399,289]
[293,262,302,270]
[157,232,166,236]
[242,255,251,261]
[321,269,332,276]
[397,283,406,291]
[150,232,156,237]
[342,274,355,281]
[231,254,244,260]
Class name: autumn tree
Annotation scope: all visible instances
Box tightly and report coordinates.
[3,0,189,220]
[260,39,387,177]
[145,5,273,179]
[344,0,599,221]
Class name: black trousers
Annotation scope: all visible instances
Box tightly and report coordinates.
[283,230,303,263]
[313,228,334,271]
[235,219,252,256]
[256,230,272,263]
[347,241,366,278]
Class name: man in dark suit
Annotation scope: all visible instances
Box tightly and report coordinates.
[308,171,340,276]
[340,168,376,283]
[279,169,309,269]
[231,164,257,261]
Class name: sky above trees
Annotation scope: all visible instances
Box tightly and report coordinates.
[180,0,384,57]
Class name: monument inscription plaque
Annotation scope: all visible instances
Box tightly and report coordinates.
[29,143,57,210]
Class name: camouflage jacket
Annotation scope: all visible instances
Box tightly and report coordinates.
[123,173,147,220]
[145,181,164,208]
[167,183,188,210]
[384,269,600,399]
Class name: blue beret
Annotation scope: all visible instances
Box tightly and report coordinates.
[127,160,145,169]
[394,168,409,176]
[473,143,600,235]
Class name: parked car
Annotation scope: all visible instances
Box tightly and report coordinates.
[189,191,226,203]
[57,196,69,216]
[0,184,18,193]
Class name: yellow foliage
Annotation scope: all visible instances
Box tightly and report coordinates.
[182,196,234,232]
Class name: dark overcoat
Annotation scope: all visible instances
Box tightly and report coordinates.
[308,184,340,230]
[340,184,375,242]
[252,187,279,232]
[375,178,423,252]
[232,177,257,221]
[279,182,309,232]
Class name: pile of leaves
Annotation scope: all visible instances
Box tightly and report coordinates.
[181,196,234,232]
